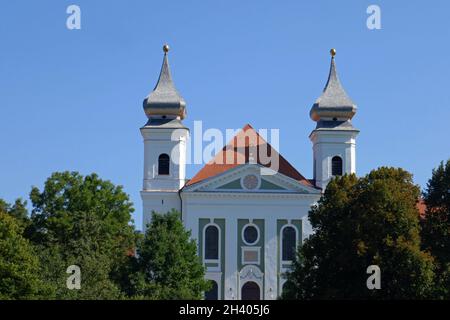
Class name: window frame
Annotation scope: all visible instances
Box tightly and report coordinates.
[280,224,298,264]
[331,155,343,176]
[241,223,260,246]
[158,153,170,176]
[203,223,221,266]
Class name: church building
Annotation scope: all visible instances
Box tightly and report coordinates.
[139,45,359,300]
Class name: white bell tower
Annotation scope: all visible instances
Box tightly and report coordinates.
[140,44,188,230]
[310,49,359,190]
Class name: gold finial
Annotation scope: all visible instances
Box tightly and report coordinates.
[163,44,170,54]
[330,48,336,58]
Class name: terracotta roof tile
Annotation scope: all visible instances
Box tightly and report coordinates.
[417,199,426,219]
[186,124,314,188]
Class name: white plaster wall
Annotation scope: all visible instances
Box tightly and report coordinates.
[310,130,358,189]
[141,191,181,231]
[204,272,222,300]
[140,126,188,231]
[141,127,188,191]
[181,192,320,300]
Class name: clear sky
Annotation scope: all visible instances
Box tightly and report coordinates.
[1,1,449,230]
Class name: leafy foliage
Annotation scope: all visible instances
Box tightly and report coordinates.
[126,210,210,299]
[283,168,435,299]
[27,171,137,299]
[0,208,51,299]
[421,159,450,299]
[1,172,210,300]
[0,198,30,229]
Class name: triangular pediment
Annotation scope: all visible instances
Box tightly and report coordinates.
[182,164,320,194]
[185,124,315,189]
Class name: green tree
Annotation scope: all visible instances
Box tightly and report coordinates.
[0,198,30,229]
[128,210,209,299]
[283,168,435,300]
[0,205,51,299]
[27,171,137,299]
[421,160,450,299]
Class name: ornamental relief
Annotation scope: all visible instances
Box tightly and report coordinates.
[239,265,263,281]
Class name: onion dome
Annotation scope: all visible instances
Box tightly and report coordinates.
[310,49,357,122]
[143,44,187,120]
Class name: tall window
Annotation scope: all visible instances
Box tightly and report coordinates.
[205,225,219,260]
[158,154,170,175]
[282,226,296,262]
[331,156,343,176]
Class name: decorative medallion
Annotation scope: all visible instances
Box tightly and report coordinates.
[242,174,259,190]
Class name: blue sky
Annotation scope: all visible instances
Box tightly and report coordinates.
[1,1,449,230]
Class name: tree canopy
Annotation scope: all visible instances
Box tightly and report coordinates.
[0,208,51,299]
[125,210,209,300]
[2,164,449,300]
[421,159,450,299]
[0,172,209,300]
[27,171,138,299]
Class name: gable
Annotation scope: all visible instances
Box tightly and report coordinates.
[186,124,315,189]
[216,177,287,191]
[260,179,286,190]
[217,179,243,190]
[183,163,320,194]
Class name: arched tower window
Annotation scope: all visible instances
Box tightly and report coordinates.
[204,225,219,260]
[158,154,170,175]
[282,226,297,262]
[331,156,343,176]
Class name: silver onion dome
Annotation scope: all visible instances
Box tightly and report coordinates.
[310,49,357,122]
[143,44,187,120]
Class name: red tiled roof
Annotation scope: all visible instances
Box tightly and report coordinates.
[186,124,314,188]
[417,199,426,219]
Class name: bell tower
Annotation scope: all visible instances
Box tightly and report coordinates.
[309,49,359,190]
[140,44,189,230]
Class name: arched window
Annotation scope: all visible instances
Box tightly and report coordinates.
[205,280,218,300]
[158,154,170,175]
[204,225,219,260]
[282,226,297,262]
[241,281,261,300]
[331,156,343,176]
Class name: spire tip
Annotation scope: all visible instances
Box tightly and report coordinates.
[163,44,170,54]
[330,48,336,58]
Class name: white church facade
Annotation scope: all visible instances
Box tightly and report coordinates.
[139,45,359,300]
